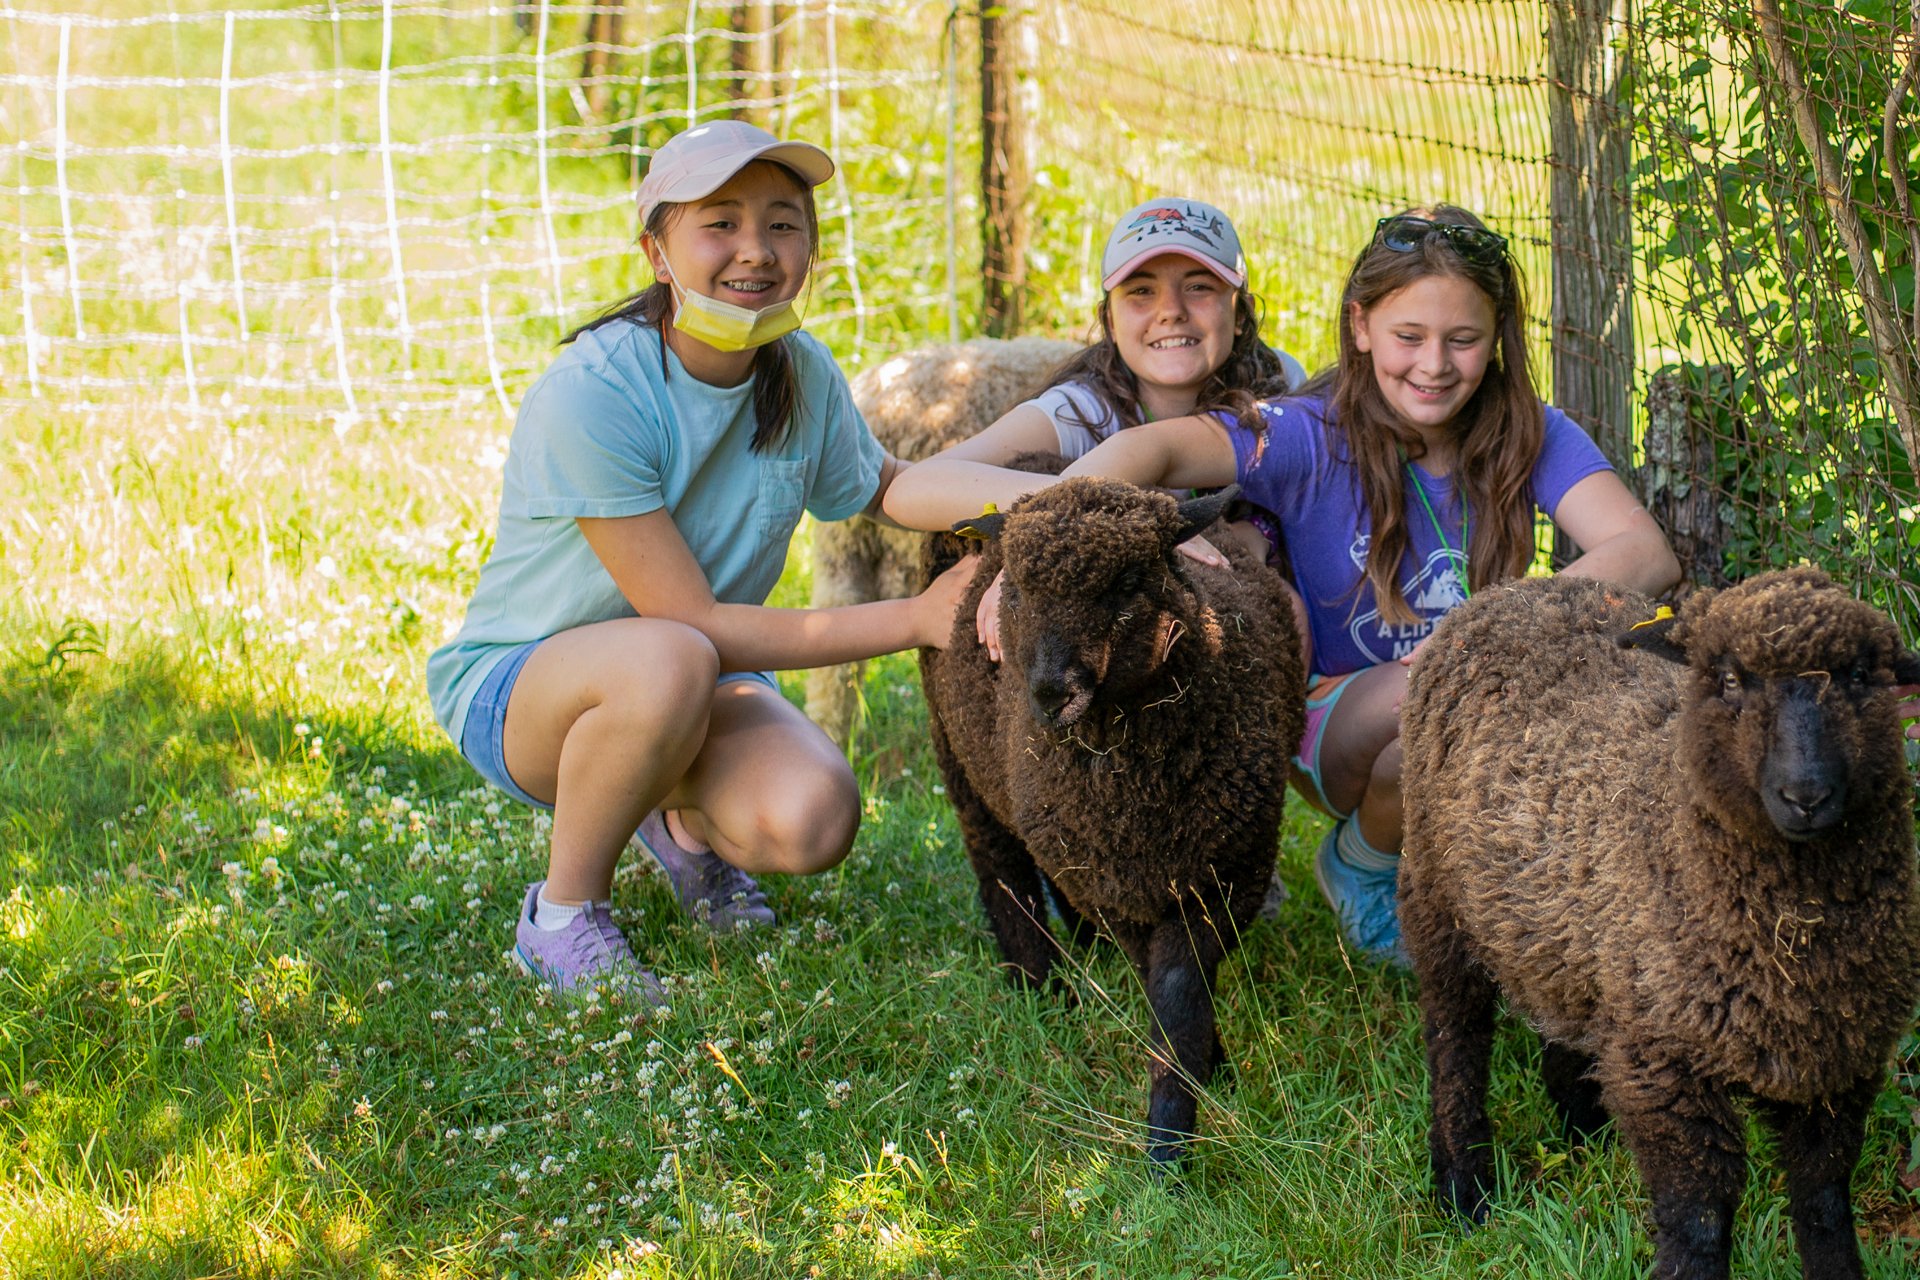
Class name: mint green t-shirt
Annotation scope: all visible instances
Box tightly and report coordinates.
[426,321,884,744]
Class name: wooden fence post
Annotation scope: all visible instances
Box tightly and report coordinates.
[731,2,777,127]
[582,2,627,122]
[980,3,1027,337]
[1548,0,1634,468]
[1638,369,1741,590]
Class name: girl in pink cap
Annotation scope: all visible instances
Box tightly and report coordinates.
[428,122,975,998]
[885,197,1309,660]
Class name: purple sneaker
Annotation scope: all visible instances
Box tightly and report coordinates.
[632,810,776,933]
[512,881,665,1003]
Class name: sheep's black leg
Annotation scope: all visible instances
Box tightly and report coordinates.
[960,815,1056,993]
[1757,1075,1875,1280]
[1141,910,1227,1171]
[1540,1039,1609,1146]
[1042,873,1098,954]
[1601,1052,1744,1280]
[1403,888,1497,1225]
[926,706,1059,994]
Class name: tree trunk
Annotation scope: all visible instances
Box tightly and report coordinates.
[980,4,1027,337]
[730,2,776,127]
[581,2,626,123]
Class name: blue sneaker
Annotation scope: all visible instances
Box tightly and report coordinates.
[1312,824,1409,967]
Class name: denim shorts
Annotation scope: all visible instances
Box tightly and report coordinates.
[458,639,777,811]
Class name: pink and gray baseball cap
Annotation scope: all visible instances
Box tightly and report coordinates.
[637,121,834,224]
[1100,197,1247,290]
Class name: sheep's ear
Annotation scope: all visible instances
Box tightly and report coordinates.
[1173,484,1241,544]
[1892,646,1920,685]
[950,510,1009,541]
[1615,605,1688,664]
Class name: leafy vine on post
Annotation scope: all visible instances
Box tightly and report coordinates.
[1751,0,1920,468]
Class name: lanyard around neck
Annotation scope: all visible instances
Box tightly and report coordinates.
[1404,462,1471,601]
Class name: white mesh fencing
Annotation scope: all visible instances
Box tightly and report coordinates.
[3,1,961,424]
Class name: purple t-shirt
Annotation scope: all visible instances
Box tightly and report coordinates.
[1225,396,1612,677]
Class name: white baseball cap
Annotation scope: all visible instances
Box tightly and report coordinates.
[637,121,834,224]
[1100,197,1247,290]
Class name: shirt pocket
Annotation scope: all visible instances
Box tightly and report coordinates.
[755,457,808,541]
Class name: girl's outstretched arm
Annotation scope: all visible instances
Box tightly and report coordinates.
[578,510,977,671]
[1059,413,1239,489]
[1549,470,1682,598]
[880,404,1071,530]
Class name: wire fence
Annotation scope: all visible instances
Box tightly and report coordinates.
[4,0,962,424]
[4,1,1916,628]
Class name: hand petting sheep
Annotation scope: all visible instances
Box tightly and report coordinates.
[1399,568,1920,1280]
[918,472,1305,1170]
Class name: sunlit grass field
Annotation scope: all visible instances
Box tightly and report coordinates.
[4,0,1920,1276]
[5,394,1920,1278]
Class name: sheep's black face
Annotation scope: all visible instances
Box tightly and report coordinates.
[985,477,1237,732]
[1653,568,1920,844]
[1730,668,1850,839]
[1008,566,1176,728]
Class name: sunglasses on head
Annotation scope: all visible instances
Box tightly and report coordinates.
[1373,215,1509,266]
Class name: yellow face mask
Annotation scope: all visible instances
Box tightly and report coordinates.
[668,279,803,352]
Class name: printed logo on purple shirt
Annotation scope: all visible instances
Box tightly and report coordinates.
[1342,536,1470,663]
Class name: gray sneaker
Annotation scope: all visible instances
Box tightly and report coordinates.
[512,881,666,1003]
[632,810,776,933]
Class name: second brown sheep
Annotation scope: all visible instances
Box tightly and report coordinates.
[1400,569,1920,1280]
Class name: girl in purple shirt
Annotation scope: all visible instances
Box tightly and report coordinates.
[891,205,1682,964]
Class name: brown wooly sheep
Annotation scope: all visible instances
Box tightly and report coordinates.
[806,336,1081,745]
[1399,569,1920,1280]
[919,471,1306,1169]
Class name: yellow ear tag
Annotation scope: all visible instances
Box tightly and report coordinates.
[953,501,1001,541]
[1628,604,1675,631]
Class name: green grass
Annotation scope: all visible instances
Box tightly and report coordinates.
[1,393,1918,1277]
[3,1,1919,1274]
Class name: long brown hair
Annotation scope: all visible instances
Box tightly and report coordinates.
[1043,280,1293,434]
[1310,203,1543,626]
[563,161,821,454]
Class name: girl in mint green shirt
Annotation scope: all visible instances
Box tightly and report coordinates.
[429,122,974,998]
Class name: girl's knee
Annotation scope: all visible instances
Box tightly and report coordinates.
[647,622,723,692]
[754,760,860,873]
[599,623,720,722]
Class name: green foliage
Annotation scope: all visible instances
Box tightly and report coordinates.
[1633,1,1920,626]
